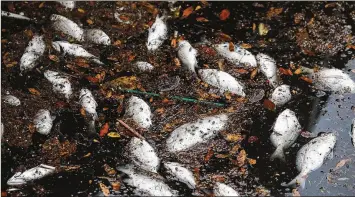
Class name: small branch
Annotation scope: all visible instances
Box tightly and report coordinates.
[117,119,145,140]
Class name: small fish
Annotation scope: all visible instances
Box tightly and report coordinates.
[3,95,21,106]
[270,85,291,106]
[270,109,301,161]
[177,40,198,73]
[52,41,103,64]
[126,96,152,129]
[214,43,257,68]
[311,68,355,94]
[56,1,75,9]
[147,15,168,51]
[1,10,31,21]
[282,132,337,189]
[214,182,240,197]
[7,164,55,186]
[128,137,160,173]
[163,162,196,189]
[135,61,154,72]
[20,35,46,72]
[198,69,246,97]
[166,114,228,152]
[50,14,84,42]
[117,165,177,196]
[84,29,111,45]
[352,119,355,147]
[79,89,98,134]
[33,109,55,135]
[44,70,72,100]
[256,53,279,88]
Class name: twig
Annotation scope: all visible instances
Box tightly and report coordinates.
[117,119,145,140]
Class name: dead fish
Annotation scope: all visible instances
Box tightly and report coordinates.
[1,10,31,21]
[3,95,21,106]
[282,132,337,189]
[44,70,72,100]
[20,35,45,72]
[117,165,177,196]
[128,137,160,173]
[270,109,301,161]
[256,53,279,88]
[33,109,55,135]
[270,85,292,106]
[84,29,111,45]
[147,15,168,51]
[214,43,257,68]
[352,119,355,147]
[79,89,98,134]
[214,182,240,197]
[50,14,84,41]
[163,162,196,189]
[126,96,152,129]
[135,61,154,72]
[56,1,75,10]
[7,164,55,186]
[166,114,228,152]
[177,40,198,73]
[311,68,355,94]
[198,69,246,97]
[52,41,103,64]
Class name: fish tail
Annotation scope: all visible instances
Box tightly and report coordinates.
[270,147,286,162]
[87,120,96,135]
[92,58,104,65]
[281,172,307,189]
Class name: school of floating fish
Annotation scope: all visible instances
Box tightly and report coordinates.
[2,2,355,196]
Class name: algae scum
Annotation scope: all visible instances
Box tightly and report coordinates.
[1,1,355,196]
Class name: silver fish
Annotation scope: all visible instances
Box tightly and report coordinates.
[270,109,301,161]
[126,96,152,129]
[214,42,257,68]
[147,15,168,51]
[135,61,154,72]
[163,162,196,189]
[44,70,72,100]
[198,69,246,97]
[79,89,98,134]
[7,164,55,186]
[51,14,84,41]
[311,68,355,94]
[57,1,75,10]
[1,11,31,21]
[214,182,240,197]
[256,53,279,88]
[33,109,55,135]
[177,40,198,73]
[20,35,45,72]
[128,137,160,173]
[270,85,292,106]
[166,114,228,152]
[3,95,21,106]
[282,132,337,189]
[84,29,111,45]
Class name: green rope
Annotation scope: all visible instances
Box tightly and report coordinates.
[120,89,226,107]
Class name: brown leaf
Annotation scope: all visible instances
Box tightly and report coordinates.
[279,68,293,76]
[225,133,243,142]
[302,49,315,56]
[228,42,235,52]
[248,136,259,143]
[86,76,99,83]
[218,32,232,41]
[38,2,45,8]
[99,182,110,196]
[181,6,194,19]
[229,144,240,154]
[200,46,216,56]
[250,68,258,79]
[111,182,121,191]
[196,17,209,22]
[171,38,177,48]
[266,7,283,19]
[5,61,17,68]
[28,88,41,96]
[99,123,109,137]
[75,58,90,68]
[174,58,181,67]
[28,123,36,133]
[49,55,59,62]
[325,2,337,8]
[236,150,247,167]
[263,99,275,111]
[241,43,252,49]
[299,76,313,84]
[294,68,302,75]
[248,158,256,165]
[204,146,214,163]
[235,68,248,74]
[86,19,94,25]
[103,164,117,176]
[24,29,34,38]
[219,9,230,20]
[80,108,86,117]
[334,159,351,171]
[107,132,120,138]
[78,8,85,13]
[292,189,301,197]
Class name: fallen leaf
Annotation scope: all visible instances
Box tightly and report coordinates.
[228,42,235,52]
[258,23,269,36]
[225,133,243,142]
[292,189,301,197]
[235,68,248,74]
[86,76,99,83]
[24,29,33,38]
[204,146,214,163]
[38,2,45,8]
[49,55,59,62]
[218,32,232,41]
[250,68,258,79]
[119,14,129,21]
[219,9,230,20]
[113,40,122,47]
[279,68,293,76]
[248,158,257,165]
[86,19,94,25]
[174,58,181,67]
[263,99,275,111]
[171,38,177,48]
[248,136,259,143]
[195,5,201,11]
[266,7,283,19]
[236,150,247,167]
[107,132,120,138]
[200,46,216,56]
[252,23,256,33]
[241,43,252,49]
[294,13,305,24]
[229,144,240,154]
[28,88,41,96]
[111,182,121,191]
[99,123,109,137]
[78,8,85,13]
[294,68,302,75]
[83,152,91,158]
[80,108,86,117]
[5,61,17,68]
[193,167,200,185]
[103,76,139,90]
[302,49,315,56]
[299,76,312,83]
[196,17,209,22]
[181,6,194,19]
[334,159,351,171]
[99,182,110,196]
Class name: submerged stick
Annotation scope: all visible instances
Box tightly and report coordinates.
[117,119,145,140]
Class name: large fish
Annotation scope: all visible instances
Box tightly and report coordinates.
[166,114,228,152]
[44,70,72,100]
[20,35,46,72]
[33,109,55,135]
[256,53,279,88]
[282,132,337,189]
[128,137,160,173]
[7,164,55,186]
[50,14,84,41]
[270,109,301,161]
[198,69,246,97]
[84,29,111,45]
[117,165,177,196]
[214,182,240,196]
[311,68,355,94]
[214,43,257,68]
[79,89,98,134]
[126,96,152,129]
[270,85,292,106]
[177,40,198,73]
[147,15,168,51]
[163,162,196,189]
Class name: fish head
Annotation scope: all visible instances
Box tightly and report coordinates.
[51,42,61,52]
[213,43,229,53]
[319,132,337,144]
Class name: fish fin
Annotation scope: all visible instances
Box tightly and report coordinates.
[281,172,307,189]
[270,147,286,162]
